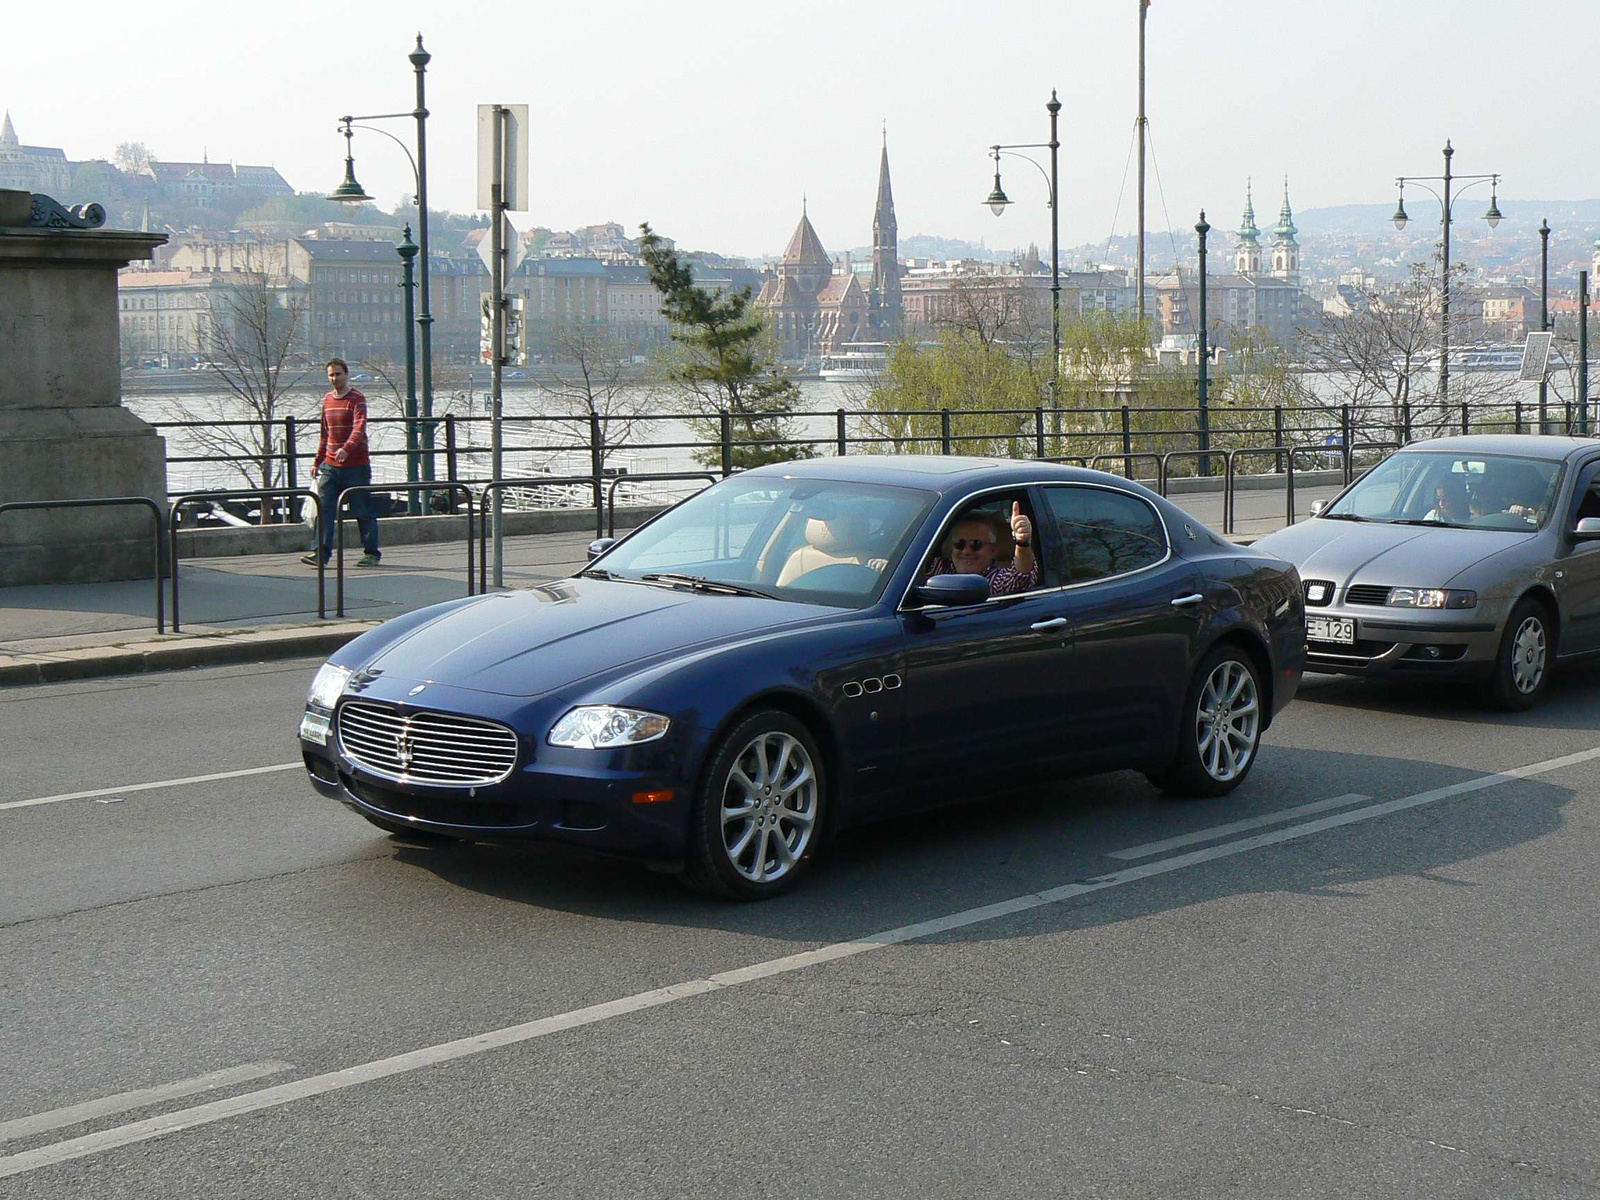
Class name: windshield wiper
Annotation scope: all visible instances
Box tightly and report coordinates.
[1318,512,1369,522]
[1388,518,1450,527]
[639,572,774,599]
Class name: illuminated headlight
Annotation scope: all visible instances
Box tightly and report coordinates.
[307,662,353,711]
[548,706,671,750]
[1385,588,1476,610]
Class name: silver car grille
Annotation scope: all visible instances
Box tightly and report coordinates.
[336,700,519,786]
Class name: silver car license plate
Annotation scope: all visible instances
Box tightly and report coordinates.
[1307,616,1355,644]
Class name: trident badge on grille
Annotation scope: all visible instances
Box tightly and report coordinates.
[396,724,415,771]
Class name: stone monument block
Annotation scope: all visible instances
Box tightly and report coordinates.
[0,190,169,586]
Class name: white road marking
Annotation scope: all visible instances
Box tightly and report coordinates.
[0,1062,294,1145]
[0,764,301,814]
[4,742,1598,1181]
[1110,793,1372,860]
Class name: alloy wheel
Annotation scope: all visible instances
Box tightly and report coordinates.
[1195,659,1260,783]
[720,730,818,884]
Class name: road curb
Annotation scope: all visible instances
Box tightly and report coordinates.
[0,623,378,687]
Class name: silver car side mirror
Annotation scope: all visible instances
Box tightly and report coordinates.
[1573,517,1600,540]
[587,537,618,560]
[1309,499,1328,517]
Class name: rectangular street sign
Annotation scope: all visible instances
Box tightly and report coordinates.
[476,104,529,211]
[1521,331,1553,382]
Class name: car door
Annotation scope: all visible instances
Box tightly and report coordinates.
[895,492,1076,796]
[1555,457,1600,655]
[1037,484,1204,767]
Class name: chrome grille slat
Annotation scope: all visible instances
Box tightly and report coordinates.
[336,699,518,786]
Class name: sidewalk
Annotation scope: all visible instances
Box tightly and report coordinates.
[0,479,1340,686]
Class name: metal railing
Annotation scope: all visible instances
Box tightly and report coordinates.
[168,488,322,633]
[476,477,592,595]
[0,497,165,633]
[605,472,720,538]
[334,483,477,617]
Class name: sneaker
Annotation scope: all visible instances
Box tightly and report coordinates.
[300,552,327,566]
[356,553,382,567]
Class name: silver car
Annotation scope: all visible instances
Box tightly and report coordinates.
[1254,435,1600,709]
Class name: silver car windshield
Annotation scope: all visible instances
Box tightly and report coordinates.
[589,477,936,607]
[1324,452,1563,531]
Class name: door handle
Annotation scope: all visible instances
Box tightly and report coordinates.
[1170,593,1205,608]
[1029,617,1069,631]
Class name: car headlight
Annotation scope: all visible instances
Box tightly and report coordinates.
[1385,588,1476,610]
[548,706,671,749]
[307,662,353,711]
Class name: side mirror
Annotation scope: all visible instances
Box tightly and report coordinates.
[912,573,991,608]
[587,537,617,560]
[1573,517,1600,541]
[1309,499,1328,517]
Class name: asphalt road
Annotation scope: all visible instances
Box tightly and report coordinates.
[3,655,1599,1197]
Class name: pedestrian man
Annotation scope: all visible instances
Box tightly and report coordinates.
[303,358,381,567]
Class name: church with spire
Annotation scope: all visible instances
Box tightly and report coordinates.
[756,133,903,359]
[0,112,71,194]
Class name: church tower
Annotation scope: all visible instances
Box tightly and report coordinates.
[1270,179,1299,281]
[1235,180,1262,276]
[868,129,902,336]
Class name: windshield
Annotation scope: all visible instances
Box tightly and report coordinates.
[1323,451,1563,531]
[589,476,937,607]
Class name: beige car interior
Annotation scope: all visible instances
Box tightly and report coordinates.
[777,512,880,586]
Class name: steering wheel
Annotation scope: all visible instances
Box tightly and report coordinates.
[786,563,881,593]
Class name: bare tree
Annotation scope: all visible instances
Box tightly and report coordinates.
[544,322,651,474]
[114,141,155,175]
[167,249,311,501]
[1300,255,1517,445]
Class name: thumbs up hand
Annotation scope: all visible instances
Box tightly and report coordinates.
[1011,501,1033,549]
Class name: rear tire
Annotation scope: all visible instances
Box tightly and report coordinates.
[1485,597,1553,711]
[1145,645,1264,798]
[680,710,826,900]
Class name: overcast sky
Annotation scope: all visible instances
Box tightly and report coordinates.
[8,0,1596,259]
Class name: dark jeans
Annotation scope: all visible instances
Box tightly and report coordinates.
[315,463,379,560]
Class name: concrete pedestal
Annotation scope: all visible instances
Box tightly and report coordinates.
[0,222,168,586]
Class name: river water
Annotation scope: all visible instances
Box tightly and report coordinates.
[125,369,1579,503]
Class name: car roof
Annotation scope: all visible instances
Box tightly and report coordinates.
[1398,434,1598,462]
[740,455,1143,495]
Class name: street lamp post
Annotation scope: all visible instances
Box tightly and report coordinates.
[397,224,420,512]
[1539,218,1551,433]
[1390,140,1502,409]
[984,89,1061,451]
[1581,270,1591,436]
[329,34,435,483]
[1195,210,1211,475]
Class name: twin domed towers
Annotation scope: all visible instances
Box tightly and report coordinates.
[1234,178,1299,282]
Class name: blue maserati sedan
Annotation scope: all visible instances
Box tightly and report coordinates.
[299,457,1305,898]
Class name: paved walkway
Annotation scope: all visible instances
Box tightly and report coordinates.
[0,478,1341,685]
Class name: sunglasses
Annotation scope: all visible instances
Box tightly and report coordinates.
[951,538,994,551]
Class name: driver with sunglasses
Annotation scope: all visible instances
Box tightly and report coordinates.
[922,502,1038,597]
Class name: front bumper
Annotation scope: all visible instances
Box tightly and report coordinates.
[300,703,696,863]
[1303,604,1502,678]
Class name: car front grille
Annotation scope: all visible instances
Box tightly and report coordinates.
[336,700,519,786]
[1302,579,1335,607]
[1346,584,1392,606]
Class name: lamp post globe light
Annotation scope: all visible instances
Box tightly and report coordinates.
[329,33,435,486]
[983,90,1061,443]
[1389,140,1502,408]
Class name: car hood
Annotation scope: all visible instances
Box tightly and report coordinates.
[1254,519,1538,587]
[356,578,830,698]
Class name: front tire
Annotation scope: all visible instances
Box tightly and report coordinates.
[680,711,826,900]
[1146,645,1264,798]
[1486,598,1553,711]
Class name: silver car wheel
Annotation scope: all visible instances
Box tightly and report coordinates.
[1194,659,1260,783]
[720,730,818,884]
[1511,616,1547,694]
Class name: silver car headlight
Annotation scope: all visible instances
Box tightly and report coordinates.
[307,662,353,711]
[1385,588,1476,610]
[548,706,671,749]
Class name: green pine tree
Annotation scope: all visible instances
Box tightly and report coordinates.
[638,223,811,470]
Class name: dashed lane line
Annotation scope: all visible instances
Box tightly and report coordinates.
[0,764,301,813]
